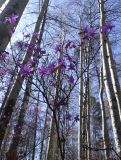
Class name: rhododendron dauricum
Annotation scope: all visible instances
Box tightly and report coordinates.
[5,13,19,24]
[100,22,115,33]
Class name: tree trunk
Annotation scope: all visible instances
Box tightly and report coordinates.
[99,0,121,155]
[0,0,29,52]
[106,39,121,121]
[0,0,49,148]
[99,66,110,159]
[78,28,84,160]
[46,115,59,160]
[6,78,32,160]
[0,0,6,9]
[32,108,38,160]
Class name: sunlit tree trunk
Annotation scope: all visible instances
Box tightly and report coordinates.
[99,0,121,155]
[78,30,84,160]
[0,0,49,148]
[0,0,29,52]
[0,0,6,9]
[106,39,121,121]
[39,107,48,160]
[99,66,110,159]
[86,46,90,160]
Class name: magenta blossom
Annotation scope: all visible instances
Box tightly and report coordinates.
[100,22,115,33]
[16,41,24,48]
[38,63,55,76]
[5,13,19,24]
[20,63,33,77]
[83,27,96,39]
[38,67,48,76]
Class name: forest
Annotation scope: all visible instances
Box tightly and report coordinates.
[0,0,121,159]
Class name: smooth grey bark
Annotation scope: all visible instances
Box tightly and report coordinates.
[0,0,5,9]
[99,66,110,159]
[46,116,59,160]
[32,108,38,160]
[39,107,48,160]
[0,0,49,148]
[78,29,84,160]
[6,78,32,160]
[106,39,121,121]
[0,0,29,52]
[99,0,121,155]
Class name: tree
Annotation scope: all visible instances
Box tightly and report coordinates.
[0,0,29,52]
[99,0,121,155]
[0,0,49,149]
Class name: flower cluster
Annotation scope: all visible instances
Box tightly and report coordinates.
[79,22,114,41]
[20,57,38,77]
[5,13,19,24]
[82,27,96,40]
[38,63,55,76]
[54,41,76,53]
[100,22,114,33]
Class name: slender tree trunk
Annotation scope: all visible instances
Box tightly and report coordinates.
[99,0,121,155]
[86,47,90,160]
[78,30,84,160]
[6,77,32,160]
[0,0,6,9]
[99,66,110,159]
[106,39,121,121]
[32,108,38,160]
[0,0,49,148]
[0,0,29,52]
[40,107,48,160]
[46,115,59,160]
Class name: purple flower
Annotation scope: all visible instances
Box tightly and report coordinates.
[83,27,96,39]
[100,22,115,33]
[74,115,79,122]
[20,63,33,76]
[34,47,41,53]
[28,57,37,65]
[66,113,72,121]
[27,43,35,51]
[67,75,74,85]
[38,63,55,76]
[16,41,24,48]
[38,67,48,76]
[5,13,19,24]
